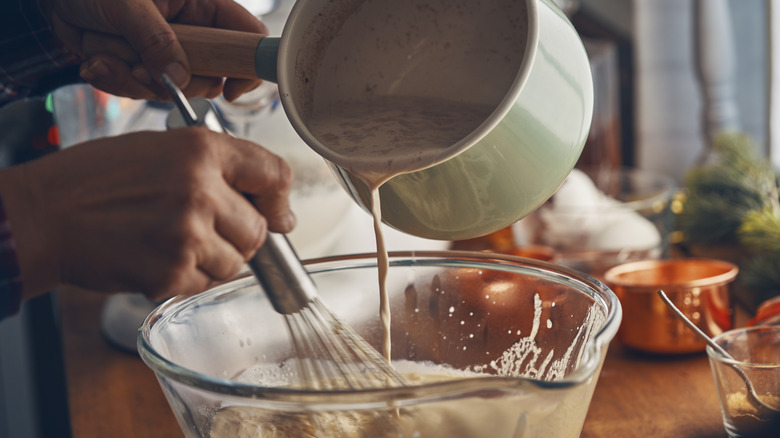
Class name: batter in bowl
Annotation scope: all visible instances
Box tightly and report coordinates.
[209,365,519,438]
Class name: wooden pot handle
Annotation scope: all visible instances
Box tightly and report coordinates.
[81,24,266,80]
[170,24,264,80]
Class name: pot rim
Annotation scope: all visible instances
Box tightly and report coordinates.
[137,250,622,405]
[603,258,739,289]
[275,0,541,174]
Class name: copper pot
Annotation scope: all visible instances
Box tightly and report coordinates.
[604,259,738,354]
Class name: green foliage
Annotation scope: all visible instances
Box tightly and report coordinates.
[739,255,780,309]
[677,132,780,308]
[739,208,780,251]
[678,132,779,246]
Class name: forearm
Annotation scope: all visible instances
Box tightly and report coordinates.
[0,195,23,319]
[0,163,59,309]
[0,0,83,107]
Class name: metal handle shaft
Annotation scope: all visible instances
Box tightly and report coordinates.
[246,233,317,314]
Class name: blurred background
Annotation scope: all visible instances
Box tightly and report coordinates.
[1,0,777,436]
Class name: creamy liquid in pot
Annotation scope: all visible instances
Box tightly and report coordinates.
[297,0,525,361]
[307,97,493,185]
[307,97,493,359]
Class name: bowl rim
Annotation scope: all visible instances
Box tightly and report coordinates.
[706,325,780,369]
[137,250,622,404]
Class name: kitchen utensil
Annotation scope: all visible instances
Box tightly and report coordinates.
[604,258,737,354]
[657,290,779,420]
[138,251,621,437]
[161,74,406,390]
[163,0,594,240]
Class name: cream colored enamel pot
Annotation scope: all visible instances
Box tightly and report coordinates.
[174,0,593,240]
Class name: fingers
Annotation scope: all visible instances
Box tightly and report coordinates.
[79,55,160,100]
[98,251,216,301]
[78,32,166,99]
[145,198,259,298]
[222,79,262,103]
[109,0,191,87]
[49,0,270,101]
[218,137,296,234]
[190,0,270,35]
[172,0,267,100]
[104,213,249,300]
[153,131,292,291]
[206,0,268,99]
[47,129,293,300]
[195,231,247,284]
[212,186,268,259]
[125,225,248,300]
[250,183,297,234]
[107,0,268,93]
[80,31,229,100]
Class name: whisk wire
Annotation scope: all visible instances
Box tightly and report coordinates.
[159,77,407,395]
[284,298,407,390]
[284,315,318,389]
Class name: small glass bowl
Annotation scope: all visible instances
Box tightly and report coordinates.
[707,326,780,437]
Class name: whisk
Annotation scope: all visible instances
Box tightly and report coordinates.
[161,74,407,390]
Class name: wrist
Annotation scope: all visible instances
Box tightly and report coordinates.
[0,164,60,299]
[0,196,23,318]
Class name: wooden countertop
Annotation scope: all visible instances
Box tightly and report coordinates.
[61,288,182,438]
[60,287,728,438]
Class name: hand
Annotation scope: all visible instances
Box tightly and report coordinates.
[0,128,294,301]
[40,0,268,101]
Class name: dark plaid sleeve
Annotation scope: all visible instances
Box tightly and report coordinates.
[0,0,83,107]
[0,196,22,319]
[0,0,83,318]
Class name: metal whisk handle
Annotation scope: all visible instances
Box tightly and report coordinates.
[246,233,317,314]
[161,73,317,315]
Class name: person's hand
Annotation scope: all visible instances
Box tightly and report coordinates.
[0,128,294,301]
[40,0,268,101]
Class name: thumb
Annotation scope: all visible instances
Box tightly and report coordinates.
[112,2,191,88]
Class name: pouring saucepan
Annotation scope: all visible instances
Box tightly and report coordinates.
[172,0,594,240]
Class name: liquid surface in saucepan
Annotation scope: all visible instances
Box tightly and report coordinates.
[307,96,494,185]
[301,0,527,182]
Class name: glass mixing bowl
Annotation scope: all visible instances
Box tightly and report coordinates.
[138,251,621,437]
